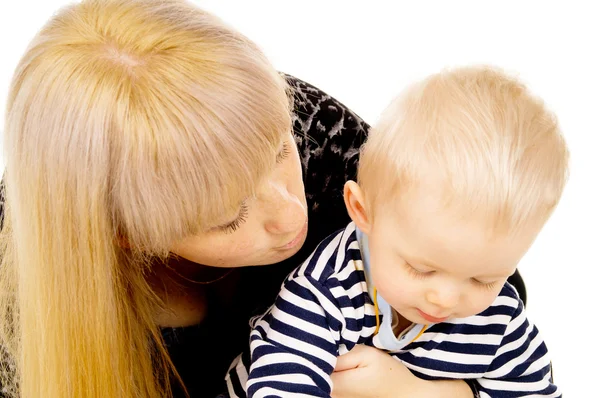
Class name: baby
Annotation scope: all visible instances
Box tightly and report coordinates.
[226,66,567,398]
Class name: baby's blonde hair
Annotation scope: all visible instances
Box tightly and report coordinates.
[0,0,291,397]
[359,66,569,233]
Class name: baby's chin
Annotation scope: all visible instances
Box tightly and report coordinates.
[397,308,453,326]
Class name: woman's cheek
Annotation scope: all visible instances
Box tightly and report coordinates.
[228,234,260,258]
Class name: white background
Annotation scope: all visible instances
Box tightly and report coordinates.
[1,1,598,395]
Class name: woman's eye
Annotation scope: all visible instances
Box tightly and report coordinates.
[220,202,249,234]
[276,142,291,163]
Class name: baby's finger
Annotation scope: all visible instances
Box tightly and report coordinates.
[334,345,372,371]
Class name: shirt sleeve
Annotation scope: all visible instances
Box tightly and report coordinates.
[473,297,561,398]
[246,274,347,398]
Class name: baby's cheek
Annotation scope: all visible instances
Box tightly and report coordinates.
[468,291,500,316]
[375,270,415,304]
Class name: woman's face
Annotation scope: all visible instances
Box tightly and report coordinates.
[170,133,308,267]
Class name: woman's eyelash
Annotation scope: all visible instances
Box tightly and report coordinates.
[221,202,249,234]
[276,142,291,163]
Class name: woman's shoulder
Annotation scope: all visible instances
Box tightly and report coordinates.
[284,74,369,223]
[284,74,369,166]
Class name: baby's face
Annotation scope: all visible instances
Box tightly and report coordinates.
[367,189,541,325]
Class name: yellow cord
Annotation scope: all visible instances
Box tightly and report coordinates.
[372,286,429,341]
[373,287,381,335]
[410,324,428,343]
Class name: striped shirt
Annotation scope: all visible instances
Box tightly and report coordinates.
[226,223,560,398]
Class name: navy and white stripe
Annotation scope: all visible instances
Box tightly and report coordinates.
[226,223,560,398]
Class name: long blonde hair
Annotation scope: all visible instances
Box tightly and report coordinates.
[0,0,291,396]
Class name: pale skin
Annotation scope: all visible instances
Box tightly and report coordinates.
[157,131,481,397]
[336,179,543,397]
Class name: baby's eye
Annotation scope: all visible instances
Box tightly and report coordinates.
[405,263,435,279]
[472,278,498,291]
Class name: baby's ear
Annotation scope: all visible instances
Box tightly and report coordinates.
[343,181,372,234]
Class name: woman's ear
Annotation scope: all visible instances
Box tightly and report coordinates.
[344,181,372,234]
[116,233,131,249]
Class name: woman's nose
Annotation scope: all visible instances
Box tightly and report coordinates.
[260,180,306,235]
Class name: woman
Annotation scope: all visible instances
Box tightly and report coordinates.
[0,1,521,397]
